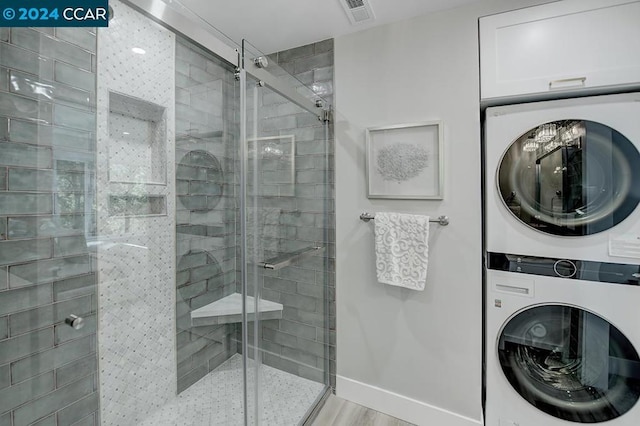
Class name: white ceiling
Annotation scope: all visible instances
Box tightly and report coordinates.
[179,0,485,54]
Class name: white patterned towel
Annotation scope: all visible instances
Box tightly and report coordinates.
[374,212,430,291]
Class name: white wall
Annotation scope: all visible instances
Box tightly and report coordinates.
[334,1,551,425]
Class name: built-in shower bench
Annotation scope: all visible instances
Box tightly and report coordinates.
[190,245,323,326]
[190,293,283,326]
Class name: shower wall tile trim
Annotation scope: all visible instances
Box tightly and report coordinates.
[0,24,100,426]
[96,1,176,423]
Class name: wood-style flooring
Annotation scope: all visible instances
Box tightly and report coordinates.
[310,395,415,426]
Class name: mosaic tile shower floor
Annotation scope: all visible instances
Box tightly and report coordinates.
[139,354,325,426]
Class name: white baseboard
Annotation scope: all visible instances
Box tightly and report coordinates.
[336,375,483,426]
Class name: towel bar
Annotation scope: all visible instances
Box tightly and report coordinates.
[359,212,449,226]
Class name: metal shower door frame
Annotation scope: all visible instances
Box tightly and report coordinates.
[120,2,333,425]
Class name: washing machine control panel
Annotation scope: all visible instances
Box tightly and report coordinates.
[488,252,640,286]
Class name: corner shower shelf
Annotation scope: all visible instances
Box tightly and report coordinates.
[190,293,283,326]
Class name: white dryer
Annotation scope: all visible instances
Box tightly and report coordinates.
[486,260,640,426]
[485,92,640,264]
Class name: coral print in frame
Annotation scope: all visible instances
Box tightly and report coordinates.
[366,121,444,199]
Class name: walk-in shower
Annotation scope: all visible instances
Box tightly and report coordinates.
[0,0,334,424]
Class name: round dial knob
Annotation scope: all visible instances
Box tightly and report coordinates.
[553,259,577,278]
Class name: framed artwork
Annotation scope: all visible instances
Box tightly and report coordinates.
[365,121,443,199]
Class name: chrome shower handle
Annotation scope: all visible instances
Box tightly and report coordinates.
[65,314,85,330]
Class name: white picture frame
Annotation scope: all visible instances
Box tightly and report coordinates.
[366,121,444,199]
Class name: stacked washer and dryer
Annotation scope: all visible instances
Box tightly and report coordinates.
[480,1,640,424]
[484,91,640,425]
[484,93,640,426]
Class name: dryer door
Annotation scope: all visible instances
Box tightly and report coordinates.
[498,305,640,423]
[497,120,640,236]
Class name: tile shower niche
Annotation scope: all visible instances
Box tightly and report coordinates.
[107,91,167,217]
[108,91,167,185]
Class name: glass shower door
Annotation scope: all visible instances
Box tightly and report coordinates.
[0,3,332,424]
[0,26,101,425]
[241,41,332,425]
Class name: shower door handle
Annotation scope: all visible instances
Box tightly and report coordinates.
[258,246,324,270]
[65,314,85,330]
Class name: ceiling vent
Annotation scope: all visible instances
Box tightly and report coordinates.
[340,0,375,25]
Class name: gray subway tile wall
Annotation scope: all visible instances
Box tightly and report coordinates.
[9,296,92,336]
[0,372,55,416]
[11,335,95,384]
[7,216,86,240]
[53,28,96,53]
[175,38,239,394]
[1,364,11,389]
[0,319,6,341]
[54,62,95,94]
[10,29,92,71]
[55,393,99,426]
[0,141,52,168]
[0,27,99,425]
[0,68,8,91]
[0,43,52,78]
[9,69,93,109]
[9,255,93,288]
[0,92,53,123]
[13,375,95,426]
[0,238,52,266]
[30,415,56,426]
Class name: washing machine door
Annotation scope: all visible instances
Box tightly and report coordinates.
[497,120,640,236]
[498,305,640,423]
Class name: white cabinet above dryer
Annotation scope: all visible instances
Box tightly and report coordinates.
[480,0,640,104]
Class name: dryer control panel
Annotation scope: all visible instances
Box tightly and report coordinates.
[488,252,640,286]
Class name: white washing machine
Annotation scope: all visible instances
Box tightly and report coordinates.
[486,262,640,426]
[485,92,640,264]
